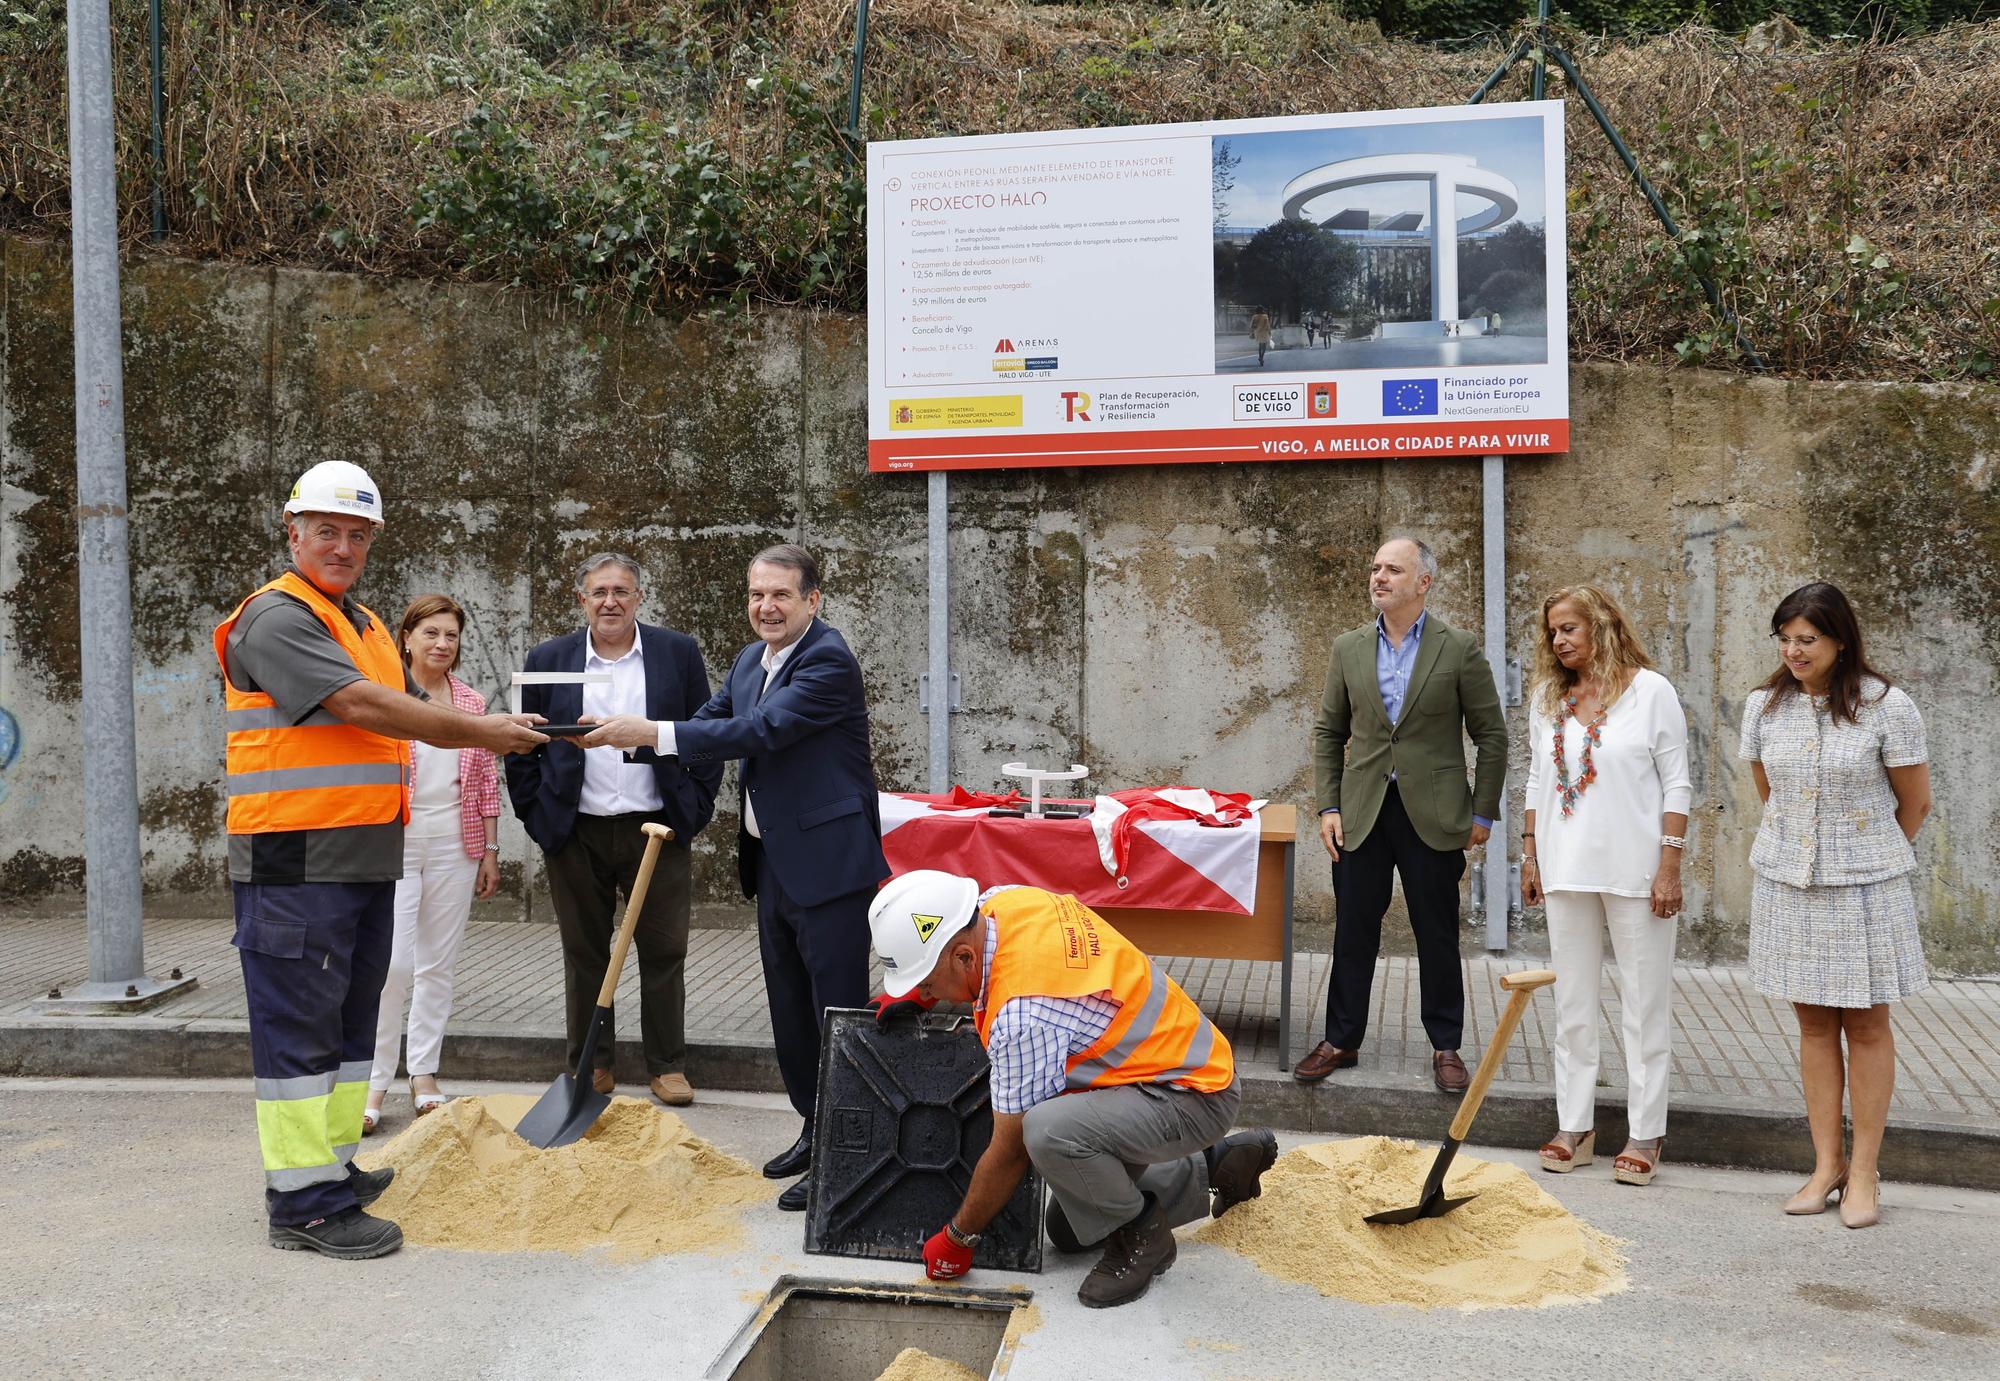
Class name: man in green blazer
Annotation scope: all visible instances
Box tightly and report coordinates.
[1297,538,1507,1093]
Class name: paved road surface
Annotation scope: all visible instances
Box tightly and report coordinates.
[4,1079,1995,1379]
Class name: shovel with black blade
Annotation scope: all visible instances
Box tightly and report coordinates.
[1365,968,1556,1226]
[515,821,674,1149]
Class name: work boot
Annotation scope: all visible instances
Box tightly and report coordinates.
[268,1206,404,1260]
[1208,1129,1279,1219]
[1044,1196,1106,1255]
[1077,1193,1175,1309]
[348,1164,394,1208]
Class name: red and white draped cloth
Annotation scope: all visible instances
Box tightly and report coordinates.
[878,786,1265,916]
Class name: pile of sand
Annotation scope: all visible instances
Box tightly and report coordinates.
[355,1094,774,1261]
[874,1349,985,1381]
[1194,1136,1627,1310]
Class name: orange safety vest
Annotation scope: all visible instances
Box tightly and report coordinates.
[213,571,410,836]
[974,887,1234,1096]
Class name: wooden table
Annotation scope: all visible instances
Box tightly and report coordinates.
[1093,804,1299,1072]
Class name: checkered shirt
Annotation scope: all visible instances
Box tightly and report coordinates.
[975,887,1118,1116]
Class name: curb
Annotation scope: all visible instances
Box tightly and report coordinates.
[5,1016,1996,1193]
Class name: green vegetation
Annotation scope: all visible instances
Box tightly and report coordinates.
[0,1,1995,378]
[1332,0,1997,44]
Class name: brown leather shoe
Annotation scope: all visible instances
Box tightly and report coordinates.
[591,1068,615,1096]
[650,1072,694,1107]
[1293,1041,1359,1082]
[1432,1050,1470,1093]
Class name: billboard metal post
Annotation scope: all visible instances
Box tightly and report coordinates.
[1480,456,1516,952]
[922,472,954,792]
[41,0,194,1013]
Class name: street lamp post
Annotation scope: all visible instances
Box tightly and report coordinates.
[41,0,194,1013]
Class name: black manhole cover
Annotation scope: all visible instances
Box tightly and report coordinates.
[804,1010,1044,1273]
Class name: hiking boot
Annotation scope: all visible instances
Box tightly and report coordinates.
[1209,1129,1279,1218]
[349,1164,394,1208]
[1044,1196,1106,1255]
[1077,1193,1175,1309]
[268,1206,404,1260]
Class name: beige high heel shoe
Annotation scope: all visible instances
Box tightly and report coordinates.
[1783,1169,1849,1216]
[1838,1173,1880,1229]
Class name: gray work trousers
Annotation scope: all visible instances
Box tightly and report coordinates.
[1021,1076,1243,1245]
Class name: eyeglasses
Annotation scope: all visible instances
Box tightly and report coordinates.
[1771,634,1823,651]
[585,587,637,603]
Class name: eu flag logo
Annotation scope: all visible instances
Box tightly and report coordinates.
[1382,379,1439,416]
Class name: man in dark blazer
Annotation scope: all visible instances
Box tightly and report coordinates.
[582,543,889,1211]
[1296,537,1507,1094]
[505,553,720,1108]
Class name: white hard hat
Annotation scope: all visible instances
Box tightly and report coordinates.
[284,460,384,527]
[869,870,980,997]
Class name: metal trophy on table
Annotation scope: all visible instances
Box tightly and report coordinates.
[991,762,1090,819]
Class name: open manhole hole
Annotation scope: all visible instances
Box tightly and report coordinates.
[705,1275,1033,1381]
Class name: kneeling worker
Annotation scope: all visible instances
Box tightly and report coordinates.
[868,872,1278,1309]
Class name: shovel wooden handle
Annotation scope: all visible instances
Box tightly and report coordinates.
[1445,969,1555,1142]
[594,822,675,1008]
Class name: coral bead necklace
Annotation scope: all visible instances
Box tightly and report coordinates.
[1553,687,1607,817]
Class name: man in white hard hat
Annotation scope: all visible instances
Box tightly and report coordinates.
[868,871,1278,1309]
[215,461,548,1259]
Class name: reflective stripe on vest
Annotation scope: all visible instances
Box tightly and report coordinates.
[975,888,1234,1096]
[213,571,410,835]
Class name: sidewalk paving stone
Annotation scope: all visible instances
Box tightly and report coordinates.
[6,910,1996,1129]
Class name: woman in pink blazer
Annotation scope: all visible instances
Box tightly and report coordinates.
[364,594,502,1131]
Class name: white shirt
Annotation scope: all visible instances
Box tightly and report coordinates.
[579,631,664,817]
[655,637,797,838]
[1524,667,1694,897]
[406,739,460,839]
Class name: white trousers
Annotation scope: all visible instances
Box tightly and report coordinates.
[370,833,479,1091]
[1544,889,1678,1140]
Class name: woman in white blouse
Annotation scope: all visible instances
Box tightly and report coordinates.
[363,594,502,1134]
[1522,586,1691,1186]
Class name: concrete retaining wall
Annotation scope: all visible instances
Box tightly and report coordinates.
[2,235,1995,969]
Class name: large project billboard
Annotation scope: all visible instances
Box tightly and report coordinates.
[866,101,1567,472]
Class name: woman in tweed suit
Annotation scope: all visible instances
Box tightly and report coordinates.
[364,594,504,1132]
[1739,583,1932,1228]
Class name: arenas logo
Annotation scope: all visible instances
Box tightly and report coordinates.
[994,335,1062,375]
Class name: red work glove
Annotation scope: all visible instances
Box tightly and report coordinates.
[923,1224,975,1280]
[871,991,937,1026]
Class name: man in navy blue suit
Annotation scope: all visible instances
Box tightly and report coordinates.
[505,553,721,1108]
[582,544,888,1210]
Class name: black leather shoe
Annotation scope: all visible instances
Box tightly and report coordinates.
[764,1123,814,1180]
[777,1179,810,1212]
[348,1164,394,1208]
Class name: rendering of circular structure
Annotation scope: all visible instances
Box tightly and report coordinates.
[1279,153,1522,324]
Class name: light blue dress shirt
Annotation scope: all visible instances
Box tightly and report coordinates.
[1376,608,1427,725]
